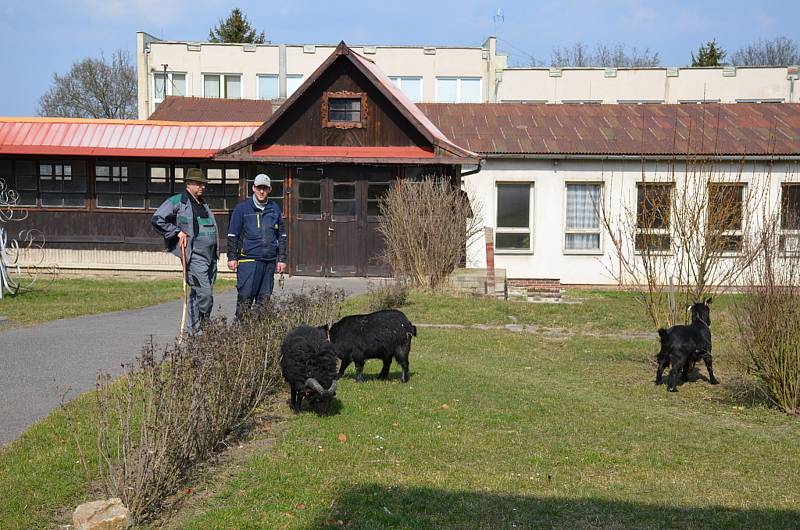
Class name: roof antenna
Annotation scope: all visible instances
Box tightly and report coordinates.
[493,8,504,34]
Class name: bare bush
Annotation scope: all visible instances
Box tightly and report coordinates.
[733,217,800,415]
[599,155,770,329]
[366,280,410,312]
[378,177,482,290]
[85,287,344,524]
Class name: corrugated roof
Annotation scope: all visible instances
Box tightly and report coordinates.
[149,96,273,122]
[0,117,259,158]
[417,103,800,156]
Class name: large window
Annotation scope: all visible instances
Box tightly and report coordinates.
[635,182,672,252]
[257,74,279,99]
[0,160,37,206]
[96,161,146,208]
[203,74,242,99]
[39,161,86,207]
[389,76,422,102]
[154,72,186,104]
[172,165,240,210]
[495,183,533,251]
[286,74,304,97]
[565,183,602,252]
[780,184,800,253]
[707,183,745,253]
[436,77,481,103]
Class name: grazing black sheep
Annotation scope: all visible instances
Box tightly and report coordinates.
[280,325,338,414]
[655,298,719,392]
[329,309,417,383]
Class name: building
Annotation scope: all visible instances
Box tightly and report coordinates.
[4,43,800,286]
[137,32,799,119]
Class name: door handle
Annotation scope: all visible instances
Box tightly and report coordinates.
[328,226,335,232]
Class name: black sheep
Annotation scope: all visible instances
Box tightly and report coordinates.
[655,298,719,392]
[330,309,417,383]
[280,325,339,414]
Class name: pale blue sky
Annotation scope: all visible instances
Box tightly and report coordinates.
[0,0,797,116]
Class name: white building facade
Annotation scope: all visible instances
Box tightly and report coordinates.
[137,32,799,119]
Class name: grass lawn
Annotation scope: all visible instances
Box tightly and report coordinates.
[0,277,234,326]
[1,290,797,529]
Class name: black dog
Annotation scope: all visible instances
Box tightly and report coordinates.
[655,298,719,392]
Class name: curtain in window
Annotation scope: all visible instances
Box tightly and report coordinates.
[566,184,600,250]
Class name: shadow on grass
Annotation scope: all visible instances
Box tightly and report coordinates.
[310,484,800,529]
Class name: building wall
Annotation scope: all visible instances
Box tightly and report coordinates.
[137,33,498,118]
[498,66,796,104]
[464,157,800,285]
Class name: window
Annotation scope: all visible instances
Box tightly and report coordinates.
[148,165,172,209]
[0,160,36,206]
[389,76,422,102]
[174,164,241,210]
[707,183,745,253]
[495,183,533,251]
[203,74,241,99]
[258,75,279,99]
[38,161,86,207]
[153,72,186,104]
[247,164,285,212]
[436,77,481,103]
[286,74,304,97]
[635,183,673,252]
[366,168,397,217]
[96,161,145,208]
[780,184,800,253]
[565,183,602,252]
[322,91,367,129]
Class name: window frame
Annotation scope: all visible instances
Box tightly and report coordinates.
[257,74,279,100]
[153,71,187,105]
[635,181,674,254]
[389,76,423,102]
[494,181,534,254]
[95,160,147,210]
[563,182,603,255]
[321,91,368,129]
[202,73,242,99]
[435,76,482,103]
[706,182,746,255]
[779,183,800,255]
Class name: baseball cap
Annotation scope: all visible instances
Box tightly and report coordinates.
[253,174,271,187]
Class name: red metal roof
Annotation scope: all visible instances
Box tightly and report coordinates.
[0,117,259,158]
[417,103,800,156]
[149,96,273,122]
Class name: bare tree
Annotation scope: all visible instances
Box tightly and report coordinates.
[731,36,800,66]
[551,42,660,67]
[37,49,137,119]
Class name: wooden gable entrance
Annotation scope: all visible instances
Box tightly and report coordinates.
[216,42,479,277]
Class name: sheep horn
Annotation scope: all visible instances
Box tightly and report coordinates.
[327,379,338,395]
[304,378,325,394]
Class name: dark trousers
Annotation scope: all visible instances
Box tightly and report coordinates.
[235,260,276,319]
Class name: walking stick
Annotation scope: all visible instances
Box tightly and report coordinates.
[178,244,189,344]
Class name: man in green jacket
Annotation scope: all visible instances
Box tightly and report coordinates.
[151,168,219,333]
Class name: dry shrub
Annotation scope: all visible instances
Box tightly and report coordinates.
[378,177,481,290]
[366,280,410,312]
[88,287,344,524]
[733,226,800,415]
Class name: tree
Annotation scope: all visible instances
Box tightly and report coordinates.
[692,40,726,66]
[731,36,800,66]
[37,49,136,119]
[551,42,660,67]
[208,8,265,44]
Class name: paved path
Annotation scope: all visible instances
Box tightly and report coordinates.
[0,277,379,448]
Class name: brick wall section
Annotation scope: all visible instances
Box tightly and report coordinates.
[508,278,562,294]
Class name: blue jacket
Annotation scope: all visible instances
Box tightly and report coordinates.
[227,197,287,262]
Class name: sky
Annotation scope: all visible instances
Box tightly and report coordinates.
[0,0,798,116]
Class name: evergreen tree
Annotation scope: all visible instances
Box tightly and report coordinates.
[208,8,265,44]
[692,40,726,67]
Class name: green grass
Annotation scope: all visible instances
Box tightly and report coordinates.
[0,277,234,326]
[1,290,797,529]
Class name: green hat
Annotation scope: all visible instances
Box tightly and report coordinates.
[185,167,207,183]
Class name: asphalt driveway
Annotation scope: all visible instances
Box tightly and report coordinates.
[0,276,377,447]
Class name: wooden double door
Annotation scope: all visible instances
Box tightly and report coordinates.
[292,166,397,277]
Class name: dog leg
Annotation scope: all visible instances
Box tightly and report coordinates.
[702,352,720,385]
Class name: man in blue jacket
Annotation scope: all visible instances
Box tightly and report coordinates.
[227,173,287,319]
[151,168,219,333]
